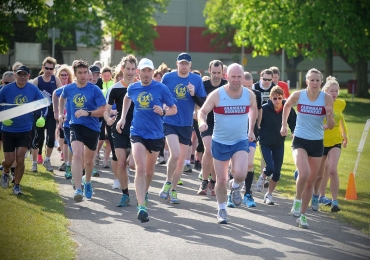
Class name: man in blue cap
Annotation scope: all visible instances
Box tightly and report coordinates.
[159,52,207,204]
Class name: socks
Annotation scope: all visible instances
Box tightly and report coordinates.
[244,171,254,195]
[122,188,129,195]
[232,180,240,189]
[184,160,190,165]
[44,157,50,161]
[218,202,226,210]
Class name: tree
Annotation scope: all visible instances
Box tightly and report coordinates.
[204,0,370,97]
[0,0,169,64]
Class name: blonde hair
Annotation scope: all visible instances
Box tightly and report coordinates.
[57,65,73,85]
[305,68,323,81]
[322,76,339,92]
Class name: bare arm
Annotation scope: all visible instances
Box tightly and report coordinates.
[325,93,335,130]
[52,90,59,120]
[55,77,63,88]
[281,91,299,136]
[248,90,257,141]
[32,77,39,86]
[58,96,67,124]
[103,103,115,126]
[116,95,132,133]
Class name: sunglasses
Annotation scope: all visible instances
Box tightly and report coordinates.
[44,67,54,71]
[262,78,272,81]
[272,97,283,100]
[60,74,68,77]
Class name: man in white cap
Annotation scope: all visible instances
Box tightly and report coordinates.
[116,58,177,223]
[159,52,206,204]
[0,65,46,194]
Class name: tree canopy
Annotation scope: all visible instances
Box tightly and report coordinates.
[0,0,169,60]
[204,0,370,97]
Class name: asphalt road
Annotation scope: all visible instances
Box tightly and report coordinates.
[51,150,370,260]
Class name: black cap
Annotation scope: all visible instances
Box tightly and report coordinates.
[89,65,100,73]
[177,52,191,63]
[16,65,30,74]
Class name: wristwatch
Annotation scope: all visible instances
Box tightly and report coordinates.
[87,111,92,116]
[162,109,166,116]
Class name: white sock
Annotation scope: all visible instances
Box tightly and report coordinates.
[66,162,70,166]
[218,203,226,210]
[45,157,50,161]
[184,160,190,165]
[232,181,240,189]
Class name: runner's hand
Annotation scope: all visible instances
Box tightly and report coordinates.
[106,116,116,126]
[116,119,125,134]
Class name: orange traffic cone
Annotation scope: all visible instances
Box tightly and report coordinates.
[345,172,357,200]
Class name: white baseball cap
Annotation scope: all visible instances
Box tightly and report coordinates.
[138,58,154,70]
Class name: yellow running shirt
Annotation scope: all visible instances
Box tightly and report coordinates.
[323,99,348,147]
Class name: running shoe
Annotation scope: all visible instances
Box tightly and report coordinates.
[0,165,2,170]
[112,179,121,189]
[198,172,203,180]
[102,160,110,168]
[194,160,201,170]
[169,190,180,204]
[84,181,93,199]
[208,181,216,196]
[311,194,319,211]
[256,174,265,192]
[117,194,130,207]
[319,195,332,206]
[183,163,192,173]
[137,206,149,223]
[74,188,83,202]
[157,156,166,165]
[31,162,38,173]
[92,168,100,177]
[291,199,302,217]
[37,154,43,164]
[296,214,309,229]
[177,179,184,185]
[243,193,256,208]
[58,162,66,171]
[159,182,171,199]
[13,184,23,195]
[197,181,208,195]
[331,200,341,212]
[231,185,242,206]
[1,172,9,188]
[264,192,275,205]
[217,209,227,224]
[42,160,53,172]
[226,194,235,208]
[64,166,72,179]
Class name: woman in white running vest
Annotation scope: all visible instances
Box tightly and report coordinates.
[281,68,335,229]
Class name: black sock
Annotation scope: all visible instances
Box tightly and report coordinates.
[202,179,208,185]
[10,167,15,174]
[122,188,129,196]
[244,171,254,195]
[210,179,216,184]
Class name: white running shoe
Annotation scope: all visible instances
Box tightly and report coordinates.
[112,179,121,189]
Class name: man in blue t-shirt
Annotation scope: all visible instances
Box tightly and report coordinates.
[116,58,177,223]
[58,60,106,202]
[0,65,46,195]
[159,52,206,204]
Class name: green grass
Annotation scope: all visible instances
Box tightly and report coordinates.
[254,89,370,234]
[0,158,76,259]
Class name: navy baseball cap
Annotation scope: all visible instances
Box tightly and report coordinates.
[177,52,191,63]
[16,65,30,74]
[89,65,100,73]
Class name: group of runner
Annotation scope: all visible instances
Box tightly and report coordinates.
[0,52,348,228]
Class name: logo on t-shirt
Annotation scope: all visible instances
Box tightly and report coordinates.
[137,92,153,108]
[174,84,187,99]
[14,94,28,105]
[214,105,249,115]
[73,94,87,108]
[297,104,326,115]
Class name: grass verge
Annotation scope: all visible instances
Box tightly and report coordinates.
[0,158,76,259]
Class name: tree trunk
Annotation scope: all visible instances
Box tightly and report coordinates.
[324,48,333,80]
[285,53,304,89]
[54,43,64,64]
[355,58,369,98]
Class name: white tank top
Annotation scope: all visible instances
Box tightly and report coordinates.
[212,87,250,145]
[294,90,326,140]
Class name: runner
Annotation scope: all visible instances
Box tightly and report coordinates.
[116,58,177,223]
[58,60,106,202]
[159,52,206,204]
[198,63,257,224]
[281,68,334,228]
